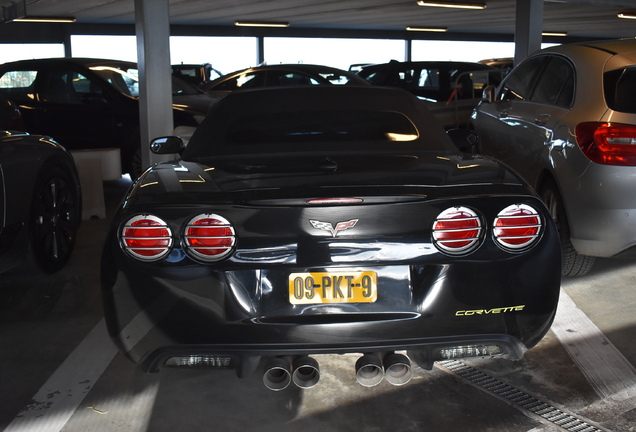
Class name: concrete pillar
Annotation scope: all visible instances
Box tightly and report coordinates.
[257,36,265,65]
[405,39,412,62]
[514,0,543,66]
[134,0,174,171]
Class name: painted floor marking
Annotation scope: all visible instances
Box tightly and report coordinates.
[3,319,118,432]
[551,289,636,402]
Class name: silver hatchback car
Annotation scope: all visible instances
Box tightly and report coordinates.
[471,39,636,276]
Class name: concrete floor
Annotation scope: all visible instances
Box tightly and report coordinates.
[0,177,635,432]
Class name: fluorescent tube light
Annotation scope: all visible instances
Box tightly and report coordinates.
[542,31,567,37]
[417,1,486,10]
[235,21,290,28]
[12,16,76,23]
[406,26,448,32]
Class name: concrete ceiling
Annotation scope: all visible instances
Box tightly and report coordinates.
[14,0,636,40]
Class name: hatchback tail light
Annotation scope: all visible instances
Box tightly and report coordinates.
[575,122,636,166]
[493,204,542,250]
[121,215,173,261]
[432,207,482,254]
[184,214,236,262]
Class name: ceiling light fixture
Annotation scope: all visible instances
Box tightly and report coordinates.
[11,16,76,23]
[618,12,636,19]
[406,26,448,32]
[542,31,567,37]
[235,21,290,28]
[417,1,487,10]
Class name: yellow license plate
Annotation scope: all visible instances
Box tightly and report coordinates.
[289,271,377,304]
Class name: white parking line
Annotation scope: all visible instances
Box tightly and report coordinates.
[3,320,118,432]
[551,289,636,402]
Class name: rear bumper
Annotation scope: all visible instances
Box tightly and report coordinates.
[569,206,636,257]
[563,163,636,257]
[137,333,532,375]
[102,248,560,376]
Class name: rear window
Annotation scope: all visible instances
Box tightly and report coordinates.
[185,110,420,159]
[0,70,37,88]
[0,70,38,101]
[605,67,636,113]
[90,65,140,96]
[225,111,419,145]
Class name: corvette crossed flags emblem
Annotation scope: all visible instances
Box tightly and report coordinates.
[310,219,359,237]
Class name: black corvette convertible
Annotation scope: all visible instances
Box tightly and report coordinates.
[102,86,561,390]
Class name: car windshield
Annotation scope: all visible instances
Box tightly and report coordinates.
[90,65,200,97]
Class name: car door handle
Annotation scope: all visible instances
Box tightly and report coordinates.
[535,114,551,126]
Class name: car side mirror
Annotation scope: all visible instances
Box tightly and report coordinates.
[150,136,185,154]
[482,85,496,103]
[446,128,479,153]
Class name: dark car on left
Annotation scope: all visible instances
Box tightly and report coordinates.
[0,93,81,274]
[0,58,216,176]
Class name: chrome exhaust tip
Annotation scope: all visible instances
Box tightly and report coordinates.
[383,352,413,386]
[355,353,385,387]
[292,356,320,389]
[263,357,292,391]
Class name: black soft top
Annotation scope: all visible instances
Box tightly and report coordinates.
[183,86,455,161]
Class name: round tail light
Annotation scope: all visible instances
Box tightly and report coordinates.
[121,215,173,261]
[432,207,482,254]
[494,204,542,250]
[184,214,236,262]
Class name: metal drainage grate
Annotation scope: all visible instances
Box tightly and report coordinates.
[438,360,607,432]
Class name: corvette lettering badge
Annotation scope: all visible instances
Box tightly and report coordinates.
[310,219,358,237]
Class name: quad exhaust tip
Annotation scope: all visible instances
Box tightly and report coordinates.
[355,352,413,387]
[292,356,320,389]
[383,352,413,386]
[355,353,385,387]
[263,352,412,390]
[263,356,293,391]
[263,356,320,391]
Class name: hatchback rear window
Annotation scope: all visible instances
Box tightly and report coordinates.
[605,67,636,113]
